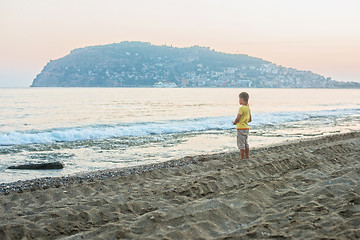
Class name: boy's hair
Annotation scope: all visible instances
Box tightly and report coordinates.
[239,92,249,103]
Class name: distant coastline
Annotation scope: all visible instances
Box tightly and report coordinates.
[31,41,360,89]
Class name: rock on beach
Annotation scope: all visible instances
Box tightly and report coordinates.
[8,161,64,170]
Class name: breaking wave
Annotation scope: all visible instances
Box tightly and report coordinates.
[1,108,359,146]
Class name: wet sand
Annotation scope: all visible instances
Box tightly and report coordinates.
[1,132,360,239]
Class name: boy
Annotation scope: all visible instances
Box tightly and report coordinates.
[232,92,252,160]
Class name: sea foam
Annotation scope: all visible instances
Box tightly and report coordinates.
[0,108,359,146]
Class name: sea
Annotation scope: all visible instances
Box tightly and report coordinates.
[1,88,360,183]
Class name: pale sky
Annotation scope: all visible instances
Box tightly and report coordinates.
[1,0,359,87]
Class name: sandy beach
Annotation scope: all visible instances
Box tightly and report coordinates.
[1,131,360,239]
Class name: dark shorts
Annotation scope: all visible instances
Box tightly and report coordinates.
[237,129,249,150]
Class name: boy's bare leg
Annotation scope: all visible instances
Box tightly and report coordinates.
[240,149,245,160]
[245,148,250,159]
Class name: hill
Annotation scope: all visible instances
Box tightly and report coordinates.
[31,41,359,88]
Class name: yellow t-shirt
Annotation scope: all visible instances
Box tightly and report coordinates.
[237,105,251,129]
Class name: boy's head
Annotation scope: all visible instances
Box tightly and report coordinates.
[239,92,249,105]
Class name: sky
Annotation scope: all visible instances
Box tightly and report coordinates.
[1,0,360,87]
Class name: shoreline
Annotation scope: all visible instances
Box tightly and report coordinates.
[1,131,360,239]
[1,131,358,195]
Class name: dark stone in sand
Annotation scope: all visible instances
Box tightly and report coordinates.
[8,161,64,170]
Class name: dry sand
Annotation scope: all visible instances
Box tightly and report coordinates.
[1,132,360,239]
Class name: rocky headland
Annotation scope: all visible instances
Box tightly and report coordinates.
[31,41,360,88]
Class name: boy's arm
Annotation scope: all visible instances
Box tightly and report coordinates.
[249,114,252,123]
[233,114,241,125]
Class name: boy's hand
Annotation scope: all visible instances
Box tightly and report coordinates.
[233,114,241,125]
